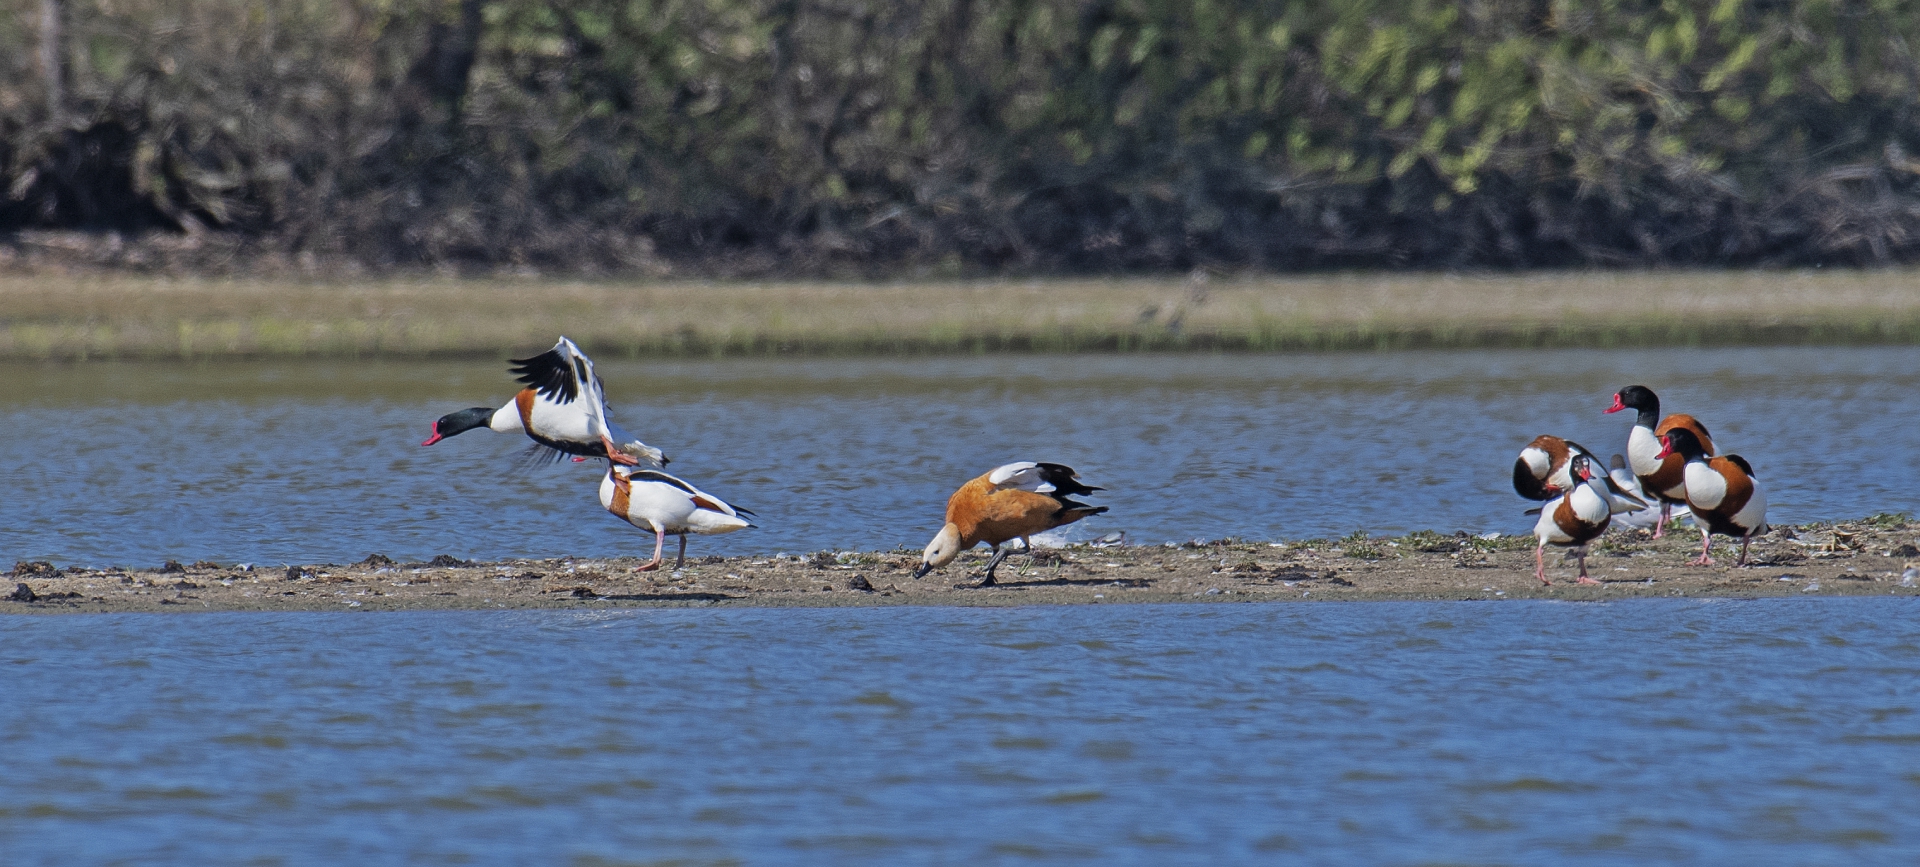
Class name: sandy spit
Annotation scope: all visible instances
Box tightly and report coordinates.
[6,519,1918,614]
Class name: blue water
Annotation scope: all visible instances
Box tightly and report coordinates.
[3,346,1917,566]
[5,599,1920,864]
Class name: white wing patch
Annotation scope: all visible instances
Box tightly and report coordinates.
[1683,461,1728,509]
[1607,465,1642,499]
[987,461,1054,492]
[557,337,613,441]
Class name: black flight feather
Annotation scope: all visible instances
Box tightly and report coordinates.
[508,347,581,403]
[1034,462,1102,498]
[627,470,697,493]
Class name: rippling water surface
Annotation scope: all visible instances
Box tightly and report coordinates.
[5,600,1920,864]
[1,346,1915,565]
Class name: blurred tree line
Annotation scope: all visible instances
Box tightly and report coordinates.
[3,0,1919,274]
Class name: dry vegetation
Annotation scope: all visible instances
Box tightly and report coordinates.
[4,269,1920,360]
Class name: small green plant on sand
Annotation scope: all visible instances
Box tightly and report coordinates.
[1864,512,1912,530]
[1401,530,1457,553]
[1340,530,1386,560]
[1460,533,1533,555]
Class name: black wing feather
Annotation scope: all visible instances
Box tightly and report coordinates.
[1034,462,1102,498]
[627,470,697,494]
[627,470,748,514]
[1512,458,1551,501]
[507,348,580,403]
[1724,454,1755,478]
[513,442,583,470]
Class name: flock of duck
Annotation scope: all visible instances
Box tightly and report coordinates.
[1515,385,1767,585]
[421,337,1767,587]
[420,338,1106,584]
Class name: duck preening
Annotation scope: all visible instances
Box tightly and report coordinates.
[1515,435,1648,516]
[1531,453,1613,586]
[912,462,1108,586]
[1605,385,1714,537]
[1513,435,1593,501]
[421,337,666,467]
[1657,428,1767,567]
[601,464,755,571]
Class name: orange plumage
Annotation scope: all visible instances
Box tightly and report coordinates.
[914,462,1107,584]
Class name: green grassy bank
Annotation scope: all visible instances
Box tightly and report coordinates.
[3,270,1919,361]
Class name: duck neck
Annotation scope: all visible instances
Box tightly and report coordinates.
[441,407,496,437]
[1634,397,1660,431]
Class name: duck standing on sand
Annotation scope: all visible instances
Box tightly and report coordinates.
[601,463,755,571]
[1605,385,1714,537]
[1657,428,1768,567]
[1532,453,1614,586]
[913,462,1108,586]
[421,336,666,467]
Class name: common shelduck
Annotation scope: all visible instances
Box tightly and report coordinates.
[1531,453,1613,586]
[421,337,665,466]
[912,462,1108,585]
[601,463,755,571]
[1515,435,1648,516]
[1656,428,1767,567]
[1513,435,1593,501]
[1605,385,1713,537]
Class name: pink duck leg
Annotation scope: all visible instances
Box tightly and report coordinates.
[1690,527,1715,566]
[1575,547,1601,585]
[635,524,667,572]
[605,435,642,467]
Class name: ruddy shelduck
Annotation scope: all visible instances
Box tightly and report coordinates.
[423,337,665,467]
[601,463,755,571]
[913,462,1108,585]
[1605,384,1713,537]
[1656,428,1767,567]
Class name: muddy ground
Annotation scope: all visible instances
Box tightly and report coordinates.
[7,518,1918,614]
